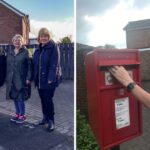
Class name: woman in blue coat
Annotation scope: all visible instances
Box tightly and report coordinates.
[33,28,60,132]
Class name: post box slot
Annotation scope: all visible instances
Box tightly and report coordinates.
[98,65,140,88]
[103,71,133,86]
[98,64,139,71]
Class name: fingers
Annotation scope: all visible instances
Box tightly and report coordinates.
[108,66,126,77]
[112,66,122,70]
[108,66,120,74]
[108,67,116,75]
[108,66,124,72]
[114,66,119,70]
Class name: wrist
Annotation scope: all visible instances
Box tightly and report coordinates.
[123,79,134,87]
[127,82,136,92]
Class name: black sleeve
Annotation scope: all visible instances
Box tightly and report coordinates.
[0,55,6,87]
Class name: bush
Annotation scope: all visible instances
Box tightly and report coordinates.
[77,110,99,150]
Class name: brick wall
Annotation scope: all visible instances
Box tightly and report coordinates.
[140,51,150,81]
[126,29,150,49]
[125,28,150,81]
[0,4,29,44]
[77,47,93,119]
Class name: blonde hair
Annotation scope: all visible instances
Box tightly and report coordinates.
[38,28,50,42]
[12,34,24,43]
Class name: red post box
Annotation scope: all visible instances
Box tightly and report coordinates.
[85,49,142,150]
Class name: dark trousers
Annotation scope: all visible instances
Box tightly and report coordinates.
[38,88,56,123]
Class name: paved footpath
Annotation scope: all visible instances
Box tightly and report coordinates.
[0,80,74,150]
[120,81,150,150]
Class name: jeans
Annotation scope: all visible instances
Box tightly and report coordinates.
[14,100,25,116]
[38,88,56,123]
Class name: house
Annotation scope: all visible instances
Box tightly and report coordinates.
[124,19,150,81]
[0,0,30,44]
[124,19,150,49]
[29,38,38,45]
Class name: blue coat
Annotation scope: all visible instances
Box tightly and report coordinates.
[33,40,60,89]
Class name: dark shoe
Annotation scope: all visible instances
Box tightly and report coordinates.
[38,118,46,125]
[46,120,55,132]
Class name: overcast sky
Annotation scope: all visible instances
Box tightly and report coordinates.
[77,0,150,48]
[5,0,74,41]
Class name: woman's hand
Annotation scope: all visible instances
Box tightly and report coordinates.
[26,80,31,85]
[48,80,52,84]
[109,66,134,87]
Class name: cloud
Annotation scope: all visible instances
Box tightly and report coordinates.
[77,0,150,47]
[77,0,119,16]
[77,0,119,44]
[133,0,150,8]
[77,0,150,17]
[30,17,74,41]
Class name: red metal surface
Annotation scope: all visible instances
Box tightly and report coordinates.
[85,49,142,150]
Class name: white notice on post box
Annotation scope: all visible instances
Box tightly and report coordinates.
[115,97,130,129]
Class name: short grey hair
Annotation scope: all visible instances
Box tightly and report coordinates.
[12,34,24,43]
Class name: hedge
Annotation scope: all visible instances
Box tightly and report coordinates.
[77,110,99,150]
